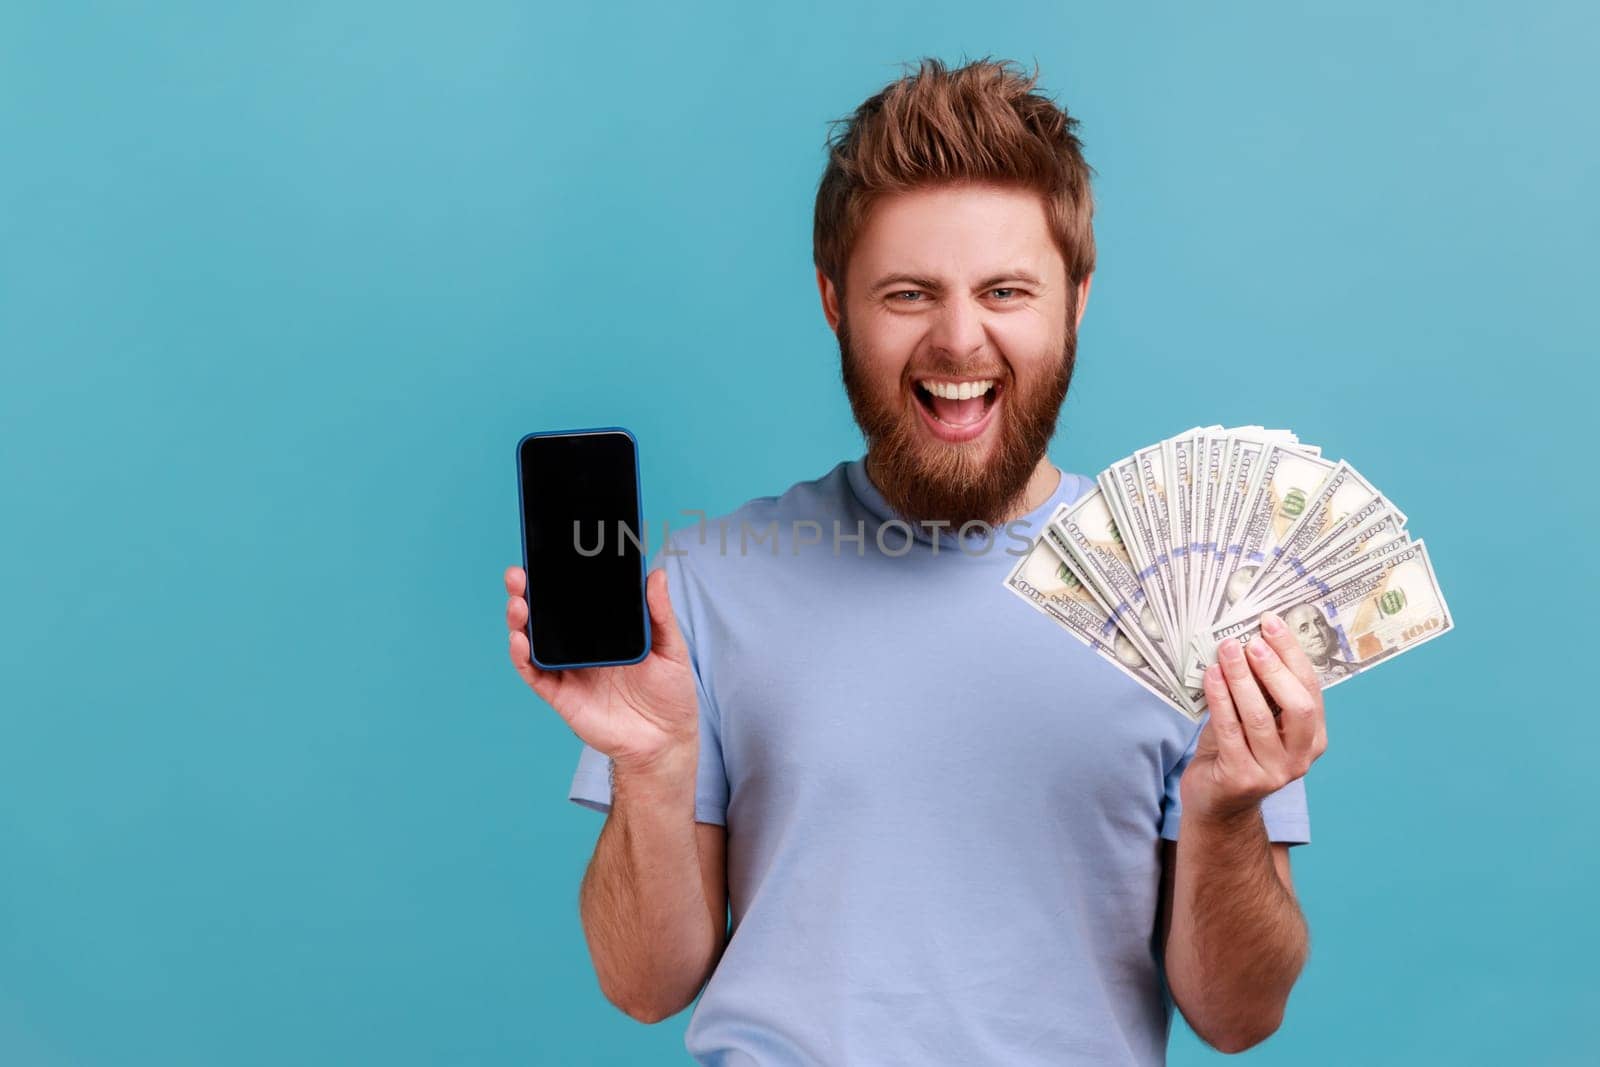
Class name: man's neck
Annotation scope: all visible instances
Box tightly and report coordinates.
[1005,456,1063,523]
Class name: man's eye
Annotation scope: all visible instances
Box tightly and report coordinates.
[890,288,1023,302]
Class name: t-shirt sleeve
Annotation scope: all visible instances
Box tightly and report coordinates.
[566,541,730,826]
[1158,722,1311,845]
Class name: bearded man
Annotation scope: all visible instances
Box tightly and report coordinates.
[505,56,1329,1065]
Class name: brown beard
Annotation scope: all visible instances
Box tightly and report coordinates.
[838,309,1076,529]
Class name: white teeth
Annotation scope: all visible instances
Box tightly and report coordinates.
[920,379,994,400]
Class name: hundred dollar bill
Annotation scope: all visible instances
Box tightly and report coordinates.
[1191,435,1269,655]
[1186,519,1407,689]
[1230,504,1408,620]
[1225,532,1415,629]
[1051,491,1178,678]
[1201,540,1451,690]
[1039,520,1196,702]
[1098,458,1183,652]
[1242,491,1408,607]
[1201,442,1336,629]
[1237,444,1337,589]
[1135,441,1186,645]
[1184,433,1332,687]
[1163,434,1197,650]
[1241,461,1382,603]
[1003,530,1200,719]
[1007,426,1450,710]
[1188,430,1231,636]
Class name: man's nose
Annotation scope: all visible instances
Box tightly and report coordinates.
[926,295,987,360]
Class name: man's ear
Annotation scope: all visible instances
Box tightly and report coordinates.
[816,266,842,334]
[1072,271,1094,333]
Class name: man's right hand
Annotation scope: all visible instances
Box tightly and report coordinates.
[505,564,699,774]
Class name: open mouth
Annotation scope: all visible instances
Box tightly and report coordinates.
[912,377,1002,442]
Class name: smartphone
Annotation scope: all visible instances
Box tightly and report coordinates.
[516,427,650,669]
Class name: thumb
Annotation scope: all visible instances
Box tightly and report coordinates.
[645,566,688,662]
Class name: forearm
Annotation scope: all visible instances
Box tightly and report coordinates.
[1165,807,1308,1053]
[579,745,720,1022]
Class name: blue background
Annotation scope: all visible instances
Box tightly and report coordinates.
[2,2,1592,1063]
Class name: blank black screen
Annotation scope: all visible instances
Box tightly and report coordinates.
[518,431,648,667]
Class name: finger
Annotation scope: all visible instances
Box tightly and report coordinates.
[1218,638,1287,770]
[645,567,687,663]
[1200,662,1252,770]
[508,626,562,705]
[1258,609,1320,696]
[1258,610,1329,761]
[1243,626,1318,770]
[506,593,528,633]
[506,570,567,704]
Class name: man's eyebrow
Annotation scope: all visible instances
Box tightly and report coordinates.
[869,272,941,292]
[868,271,1045,292]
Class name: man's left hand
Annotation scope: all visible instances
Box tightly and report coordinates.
[1182,610,1329,824]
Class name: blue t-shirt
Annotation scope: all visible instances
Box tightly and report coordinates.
[568,457,1309,1065]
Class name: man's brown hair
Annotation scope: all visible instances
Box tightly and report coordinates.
[813,55,1097,299]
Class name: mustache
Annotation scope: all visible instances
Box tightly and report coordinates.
[902,364,1011,390]
[904,364,1009,382]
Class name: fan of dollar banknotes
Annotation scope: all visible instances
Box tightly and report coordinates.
[1004,425,1453,722]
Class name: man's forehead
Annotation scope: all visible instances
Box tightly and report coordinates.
[853,244,1054,281]
[848,184,1060,283]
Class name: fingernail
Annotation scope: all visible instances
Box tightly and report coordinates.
[1248,639,1270,661]
[1261,611,1284,636]
[1220,640,1241,661]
